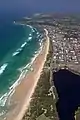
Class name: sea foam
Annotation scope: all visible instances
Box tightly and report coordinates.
[0,93,8,107]
[12,42,27,57]
[29,33,32,36]
[21,42,27,48]
[12,51,20,56]
[0,63,8,75]
[0,41,43,108]
[28,36,32,40]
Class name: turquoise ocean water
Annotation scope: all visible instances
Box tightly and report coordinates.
[0,20,43,118]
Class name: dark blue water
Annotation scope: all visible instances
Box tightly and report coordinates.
[53,69,80,120]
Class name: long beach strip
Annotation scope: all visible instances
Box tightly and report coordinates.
[6,29,49,120]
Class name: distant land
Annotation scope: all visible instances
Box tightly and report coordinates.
[18,14,80,120]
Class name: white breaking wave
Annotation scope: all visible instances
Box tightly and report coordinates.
[28,36,32,40]
[0,110,5,117]
[12,51,20,56]
[12,48,22,56]
[39,42,42,46]
[0,86,16,107]
[21,42,27,48]
[9,71,25,90]
[37,34,40,38]
[32,28,35,33]
[0,93,8,107]
[18,63,31,72]
[12,42,27,57]
[33,27,37,31]
[26,25,35,33]
[0,63,8,75]
[17,48,22,51]
[37,32,39,35]
[26,25,33,29]
[29,33,32,36]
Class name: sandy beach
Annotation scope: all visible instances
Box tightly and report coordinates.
[5,29,49,120]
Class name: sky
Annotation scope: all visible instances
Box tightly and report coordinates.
[0,0,80,18]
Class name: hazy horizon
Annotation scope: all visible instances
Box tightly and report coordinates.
[0,0,80,19]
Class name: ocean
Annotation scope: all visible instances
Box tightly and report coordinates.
[0,19,43,118]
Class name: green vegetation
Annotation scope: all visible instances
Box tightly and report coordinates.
[75,107,80,120]
[36,114,50,120]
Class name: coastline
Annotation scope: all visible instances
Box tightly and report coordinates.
[5,29,49,120]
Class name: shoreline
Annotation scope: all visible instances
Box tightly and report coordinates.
[5,29,49,120]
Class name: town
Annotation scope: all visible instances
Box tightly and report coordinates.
[18,14,80,120]
[19,14,80,74]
